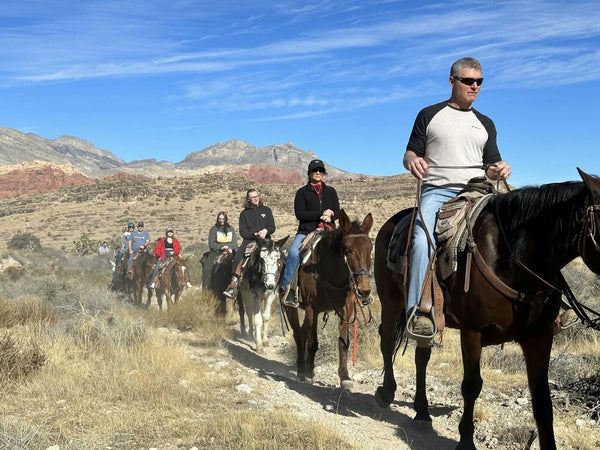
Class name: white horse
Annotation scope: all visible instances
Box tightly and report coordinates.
[239,236,289,353]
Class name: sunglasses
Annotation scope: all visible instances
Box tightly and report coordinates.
[312,168,325,173]
[453,76,484,86]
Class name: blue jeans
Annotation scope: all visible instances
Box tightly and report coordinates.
[407,185,457,316]
[281,233,306,290]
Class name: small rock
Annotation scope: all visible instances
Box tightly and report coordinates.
[236,384,252,393]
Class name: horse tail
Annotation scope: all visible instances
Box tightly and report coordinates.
[391,311,407,362]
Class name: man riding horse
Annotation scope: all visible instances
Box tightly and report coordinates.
[223,188,276,300]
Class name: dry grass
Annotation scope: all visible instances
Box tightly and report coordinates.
[0,250,364,449]
[0,174,599,448]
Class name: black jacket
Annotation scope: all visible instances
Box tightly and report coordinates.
[238,205,276,240]
[294,182,340,234]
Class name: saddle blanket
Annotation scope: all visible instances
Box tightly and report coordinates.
[386,191,493,279]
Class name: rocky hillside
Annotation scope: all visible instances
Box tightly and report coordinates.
[0,128,356,182]
[0,128,124,177]
[0,171,415,252]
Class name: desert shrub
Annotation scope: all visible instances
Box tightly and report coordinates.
[0,333,46,382]
[72,233,97,256]
[8,232,41,252]
[63,312,148,352]
[148,291,231,342]
[0,295,56,327]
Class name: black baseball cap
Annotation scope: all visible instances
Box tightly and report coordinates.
[308,159,327,174]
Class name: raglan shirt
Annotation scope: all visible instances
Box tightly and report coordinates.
[406,101,502,191]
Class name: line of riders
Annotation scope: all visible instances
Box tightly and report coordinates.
[114,221,192,291]
[113,155,577,338]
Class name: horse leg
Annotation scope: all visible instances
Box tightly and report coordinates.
[375,288,406,408]
[237,293,249,337]
[304,310,319,383]
[253,293,265,353]
[145,286,153,308]
[338,300,353,390]
[260,290,276,349]
[457,329,483,450]
[520,329,556,449]
[414,346,432,422]
[156,289,163,310]
[286,307,308,381]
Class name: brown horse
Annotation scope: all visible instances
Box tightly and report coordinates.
[155,256,190,309]
[285,209,373,388]
[374,169,600,449]
[129,249,156,307]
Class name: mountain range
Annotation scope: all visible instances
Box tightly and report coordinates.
[0,127,354,180]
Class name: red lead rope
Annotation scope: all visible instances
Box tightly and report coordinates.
[352,317,357,366]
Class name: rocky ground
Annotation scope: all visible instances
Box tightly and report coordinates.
[174,312,600,450]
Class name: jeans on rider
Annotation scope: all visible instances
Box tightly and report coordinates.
[150,249,173,287]
[281,233,305,291]
[407,185,457,320]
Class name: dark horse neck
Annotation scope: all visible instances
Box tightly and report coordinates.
[314,229,351,289]
[489,181,588,280]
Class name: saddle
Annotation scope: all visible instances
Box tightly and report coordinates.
[299,229,324,265]
[387,178,500,337]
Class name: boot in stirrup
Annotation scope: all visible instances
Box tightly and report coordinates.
[223,275,239,299]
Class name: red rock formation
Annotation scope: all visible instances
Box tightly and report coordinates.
[235,164,304,184]
[0,163,94,198]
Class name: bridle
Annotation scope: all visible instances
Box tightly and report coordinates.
[342,234,373,303]
[579,204,600,265]
[258,247,281,287]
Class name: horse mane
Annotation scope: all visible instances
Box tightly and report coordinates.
[488,181,588,262]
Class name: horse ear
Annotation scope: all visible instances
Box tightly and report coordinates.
[339,209,350,232]
[360,213,373,234]
[276,235,290,248]
[578,168,600,197]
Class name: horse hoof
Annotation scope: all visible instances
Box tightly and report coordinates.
[298,374,313,384]
[374,387,394,408]
[413,412,432,424]
[340,379,353,391]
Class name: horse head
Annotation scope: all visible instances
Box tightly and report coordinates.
[256,236,289,291]
[174,257,189,287]
[339,210,374,301]
[578,168,600,273]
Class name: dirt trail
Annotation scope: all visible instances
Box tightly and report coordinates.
[180,322,465,450]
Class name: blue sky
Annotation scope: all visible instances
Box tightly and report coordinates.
[1,0,599,187]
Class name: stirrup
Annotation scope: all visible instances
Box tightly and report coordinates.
[406,307,437,347]
[223,287,237,299]
[280,286,299,308]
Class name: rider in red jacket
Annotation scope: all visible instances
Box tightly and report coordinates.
[150,227,184,288]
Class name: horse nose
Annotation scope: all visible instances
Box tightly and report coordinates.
[357,287,371,298]
[356,277,372,299]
